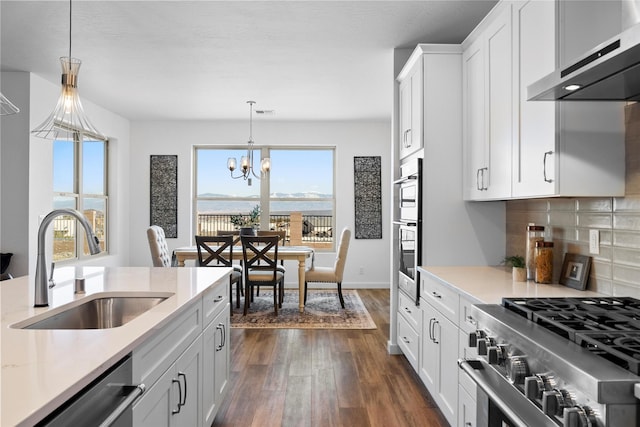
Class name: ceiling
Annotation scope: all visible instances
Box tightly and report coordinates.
[1,1,497,121]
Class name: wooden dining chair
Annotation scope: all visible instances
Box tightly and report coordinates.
[304,227,351,308]
[240,235,285,315]
[195,235,243,313]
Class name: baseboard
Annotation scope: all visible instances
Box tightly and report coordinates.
[387,341,403,355]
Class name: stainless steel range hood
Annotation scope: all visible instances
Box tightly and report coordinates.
[528,22,640,101]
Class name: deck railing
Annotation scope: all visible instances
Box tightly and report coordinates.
[197,213,333,247]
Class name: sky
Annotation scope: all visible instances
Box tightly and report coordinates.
[197,148,334,197]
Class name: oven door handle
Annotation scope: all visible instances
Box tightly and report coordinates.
[458,359,557,427]
[393,220,417,227]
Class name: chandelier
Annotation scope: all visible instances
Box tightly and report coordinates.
[227,101,271,185]
[0,92,20,116]
[31,0,105,140]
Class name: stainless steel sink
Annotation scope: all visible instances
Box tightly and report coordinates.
[13,293,174,330]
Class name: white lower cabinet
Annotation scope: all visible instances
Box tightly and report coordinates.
[202,308,230,427]
[458,383,477,427]
[132,278,230,427]
[133,337,203,426]
[420,297,459,426]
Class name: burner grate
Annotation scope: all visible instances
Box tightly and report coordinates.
[576,331,640,374]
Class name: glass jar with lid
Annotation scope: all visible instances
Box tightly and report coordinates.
[535,241,554,284]
[526,225,545,280]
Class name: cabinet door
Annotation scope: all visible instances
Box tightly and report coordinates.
[484,5,512,199]
[462,38,485,200]
[173,337,202,427]
[435,313,458,425]
[399,62,423,159]
[132,363,175,427]
[419,303,438,391]
[512,0,556,197]
[203,306,230,426]
[458,384,477,427]
[133,338,202,427]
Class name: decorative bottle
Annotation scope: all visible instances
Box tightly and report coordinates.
[526,225,545,280]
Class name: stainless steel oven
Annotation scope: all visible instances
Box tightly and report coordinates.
[397,223,419,303]
[459,298,640,427]
[394,158,422,304]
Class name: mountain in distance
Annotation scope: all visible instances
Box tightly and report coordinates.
[198,192,331,199]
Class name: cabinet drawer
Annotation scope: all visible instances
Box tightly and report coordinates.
[133,299,202,387]
[458,366,477,398]
[398,290,421,330]
[203,279,229,327]
[397,314,419,372]
[459,296,481,334]
[421,275,459,324]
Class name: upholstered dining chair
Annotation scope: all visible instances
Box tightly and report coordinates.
[304,227,351,308]
[147,225,173,267]
[240,235,285,315]
[195,235,243,313]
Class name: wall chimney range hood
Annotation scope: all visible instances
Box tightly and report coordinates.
[527,23,640,101]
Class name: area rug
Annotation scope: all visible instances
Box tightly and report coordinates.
[230,289,377,329]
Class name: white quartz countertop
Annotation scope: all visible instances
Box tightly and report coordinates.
[1,266,230,427]
[418,265,604,304]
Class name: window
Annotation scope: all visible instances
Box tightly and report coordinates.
[194,146,335,249]
[53,133,108,261]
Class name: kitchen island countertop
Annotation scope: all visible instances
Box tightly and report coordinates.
[418,265,605,304]
[1,266,230,427]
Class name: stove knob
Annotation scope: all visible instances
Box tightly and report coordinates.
[506,356,530,384]
[468,330,486,347]
[477,337,495,356]
[487,345,507,365]
[563,406,588,427]
[524,375,545,400]
[542,389,566,417]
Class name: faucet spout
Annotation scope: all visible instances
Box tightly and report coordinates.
[35,209,101,307]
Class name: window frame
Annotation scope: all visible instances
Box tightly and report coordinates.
[53,130,109,262]
[193,145,336,250]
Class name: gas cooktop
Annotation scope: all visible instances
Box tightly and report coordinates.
[503,296,640,374]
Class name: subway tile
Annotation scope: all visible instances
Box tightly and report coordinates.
[613,282,640,298]
[548,199,577,212]
[506,199,548,212]
[589,276,612,295]
[612,247,640,267]
[549,211,577,228]
[591,259,612,280]
[613,213,640,230]
[576,213,613,229]
[548,226,576,242]
[613,230,640,249]
[577,198,612,212]
[613,264,640,284]
[613,195,640,211]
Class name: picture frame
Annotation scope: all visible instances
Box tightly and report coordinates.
[559,253,592,290]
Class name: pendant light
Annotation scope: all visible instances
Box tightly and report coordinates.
[0,92,20,116]
[227,101,271,186]
[31,0,104,140]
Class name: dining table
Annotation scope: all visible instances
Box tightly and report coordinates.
[173,245,315,313]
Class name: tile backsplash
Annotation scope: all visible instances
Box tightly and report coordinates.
[506,103,640,297]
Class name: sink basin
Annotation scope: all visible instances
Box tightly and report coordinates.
[13,292,174,330]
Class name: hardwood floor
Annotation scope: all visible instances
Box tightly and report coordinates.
[213,289,448,427]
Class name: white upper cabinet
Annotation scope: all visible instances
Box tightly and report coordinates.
[398,58,423,160]
[463,5,512,200]
[464,0,625,201]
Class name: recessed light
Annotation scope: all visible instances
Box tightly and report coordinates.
[563,84,582,91]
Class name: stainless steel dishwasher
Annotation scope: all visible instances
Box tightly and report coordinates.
[36,355,145,427]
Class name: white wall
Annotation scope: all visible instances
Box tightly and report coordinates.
[0,71,131,279]
[130,120,391,288]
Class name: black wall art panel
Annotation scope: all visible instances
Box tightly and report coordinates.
[353,156,382,239]
[150,155,178,238]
